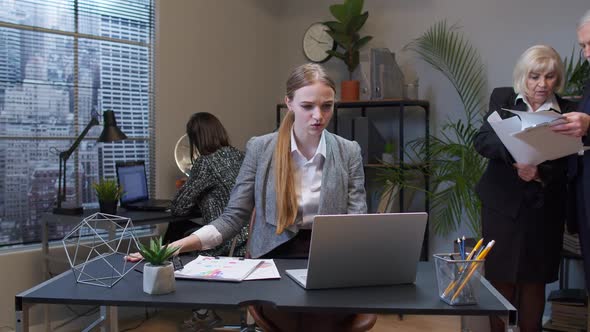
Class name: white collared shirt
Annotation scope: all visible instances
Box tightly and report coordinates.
[193,129,327,249]
[289,128,326,230]
[515,93,561,113]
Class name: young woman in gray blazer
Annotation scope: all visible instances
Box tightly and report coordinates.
[129,63,374,331]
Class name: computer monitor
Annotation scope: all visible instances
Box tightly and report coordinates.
[115,161,150,205]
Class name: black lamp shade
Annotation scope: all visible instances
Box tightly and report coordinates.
[98,110,127,142]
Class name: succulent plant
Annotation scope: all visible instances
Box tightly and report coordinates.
[138,236,180,266]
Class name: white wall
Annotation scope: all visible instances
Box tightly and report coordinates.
[277,0,589,256]
[155,0,282,200]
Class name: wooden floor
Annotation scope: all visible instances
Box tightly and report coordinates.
[110,309,461,332]
[42,307,461,331]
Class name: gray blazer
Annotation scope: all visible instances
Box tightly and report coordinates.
[209,131,367,258]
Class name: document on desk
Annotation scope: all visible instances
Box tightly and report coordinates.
[487,109,582,165]
[174,255,278,282]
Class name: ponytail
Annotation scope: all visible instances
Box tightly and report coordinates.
[274,111,297,234]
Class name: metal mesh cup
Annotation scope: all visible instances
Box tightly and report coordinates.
[433,253,484,305]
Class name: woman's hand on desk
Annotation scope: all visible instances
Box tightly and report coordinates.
[124,234,203,262]
[125,252,143,262]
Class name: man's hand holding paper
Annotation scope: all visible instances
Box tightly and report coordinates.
[487,108,582,165]
[550,111,590,137]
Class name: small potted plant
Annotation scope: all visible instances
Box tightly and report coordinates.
[138,236,180,295]
[92,179,123,215]
[325,0,372,101]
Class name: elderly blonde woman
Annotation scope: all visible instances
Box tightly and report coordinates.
[474,45,578,332]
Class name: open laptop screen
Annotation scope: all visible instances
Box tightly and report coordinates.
[116,161,149,204]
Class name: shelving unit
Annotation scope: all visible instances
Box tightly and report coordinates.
[276,99,430,259]
[542,240,586,331]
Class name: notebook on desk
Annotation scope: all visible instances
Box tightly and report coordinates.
[115,161,171,211]
[285,212,428,290]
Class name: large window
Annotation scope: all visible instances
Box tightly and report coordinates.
[0,0,155,246]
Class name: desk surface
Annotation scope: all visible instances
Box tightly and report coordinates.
[44,208,200,226]
[17,257,516,319]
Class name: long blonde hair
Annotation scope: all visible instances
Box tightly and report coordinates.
[274,63,335,234]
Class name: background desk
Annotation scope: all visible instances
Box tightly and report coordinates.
[17,257,517,332]
[41,209,200,280]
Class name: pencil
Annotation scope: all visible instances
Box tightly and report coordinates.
[466,238,484,261]
[451,240,495,302]
[442,238,484,297]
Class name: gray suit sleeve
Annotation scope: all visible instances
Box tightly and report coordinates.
[209,137,258,242]
[347,141,368,214]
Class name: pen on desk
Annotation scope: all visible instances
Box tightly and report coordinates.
[451,240,496,301]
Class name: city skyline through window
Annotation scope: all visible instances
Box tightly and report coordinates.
[0,0,155,246]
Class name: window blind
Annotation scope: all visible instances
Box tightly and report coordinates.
[0,0,155,246]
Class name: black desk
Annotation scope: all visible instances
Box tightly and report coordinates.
[16,258,517,332]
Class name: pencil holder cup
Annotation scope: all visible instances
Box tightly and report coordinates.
[433,253,484,305]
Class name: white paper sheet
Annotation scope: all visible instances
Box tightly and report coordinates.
[244,259,281,280]
[487,110,582,165]
[174,255,263,282]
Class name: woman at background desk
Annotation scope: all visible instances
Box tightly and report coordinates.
[474,45,577,332]
[164,112,248,258]
[128,63,375,331]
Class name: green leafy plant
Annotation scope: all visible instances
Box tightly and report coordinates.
[92,179,123,202]
[383,141,394,154]
[325,0,373,80]
[138,236,180,266]
[563,46,590,97]
[380,21,488,237]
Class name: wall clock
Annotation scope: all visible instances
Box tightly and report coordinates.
[302,22,336,63]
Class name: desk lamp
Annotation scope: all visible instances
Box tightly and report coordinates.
[53,110,127,215]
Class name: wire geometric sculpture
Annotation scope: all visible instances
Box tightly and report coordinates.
[62,212,142,288]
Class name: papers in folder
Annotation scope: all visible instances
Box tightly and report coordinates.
[487,108,582,165]
[174,255,280,282]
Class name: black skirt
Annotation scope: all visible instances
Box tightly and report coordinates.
[482,200,564,283]
[261,229,312,259]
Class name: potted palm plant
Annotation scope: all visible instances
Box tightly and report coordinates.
[563,46,590,98]
[138,236,180,295]
[380,21,488,237]
[325,0,372,101]
[92,179,123,215]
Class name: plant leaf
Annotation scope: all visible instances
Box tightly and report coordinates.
[352,35,372,51]
[324,21,345,33]
[329,4,349,23]
[327,30,352,48]
[138,236,180,265]
[349,11,368,33]
[388,19,489,237]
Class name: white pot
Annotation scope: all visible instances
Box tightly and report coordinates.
[382,152,395,164]
[143,262,175,295]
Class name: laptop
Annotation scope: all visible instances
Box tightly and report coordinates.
[115,161,171,211]
[285,212,428,290]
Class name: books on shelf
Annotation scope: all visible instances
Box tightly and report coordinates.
[545,289,587,332]
[563,231,582,256]
[174,255,279,282]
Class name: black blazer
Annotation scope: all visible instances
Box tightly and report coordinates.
[475,87,578,219]
[567,80,590,233]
